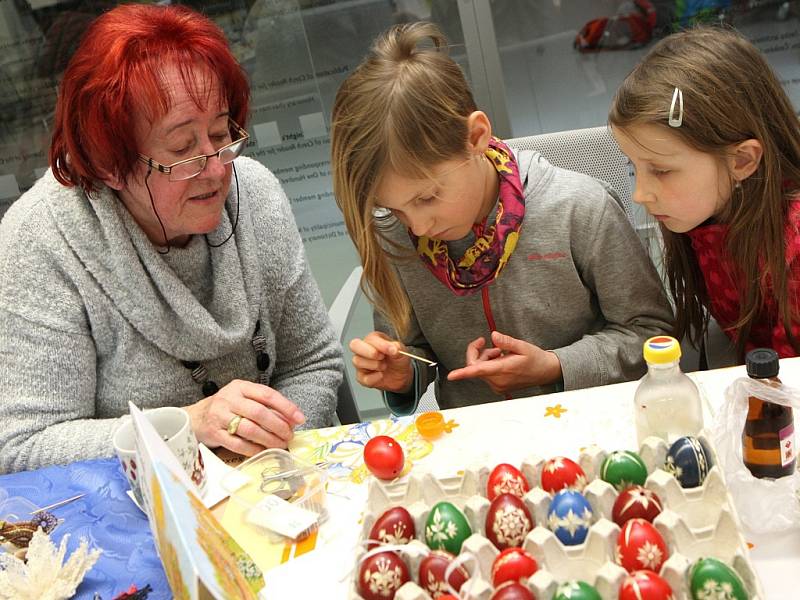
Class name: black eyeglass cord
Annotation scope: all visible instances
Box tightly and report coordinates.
[144,162,240,255]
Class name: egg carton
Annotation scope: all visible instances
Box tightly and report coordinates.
[350,432,764,600]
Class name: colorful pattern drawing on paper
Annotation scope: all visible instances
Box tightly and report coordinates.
[290,416,437,484]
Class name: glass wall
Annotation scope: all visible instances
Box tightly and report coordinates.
[2,0,800,417]
[0,0,472,420]
[479,1,800,138]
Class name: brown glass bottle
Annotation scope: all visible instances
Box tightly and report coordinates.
[742,348,796,479]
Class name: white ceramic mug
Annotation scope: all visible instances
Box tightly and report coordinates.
[112,406,206,507]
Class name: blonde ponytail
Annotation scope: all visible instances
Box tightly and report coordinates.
[331,22,477,337]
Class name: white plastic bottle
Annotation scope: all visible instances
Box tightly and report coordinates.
[634,336,704,445]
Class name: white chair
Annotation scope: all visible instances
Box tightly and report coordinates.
[505,125,635,225]
[328,265,364,425]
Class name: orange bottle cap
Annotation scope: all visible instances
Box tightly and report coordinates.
[415,411,445,440]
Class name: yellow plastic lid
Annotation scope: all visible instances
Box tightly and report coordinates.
[415,411,445,440]
[643,335,682,364]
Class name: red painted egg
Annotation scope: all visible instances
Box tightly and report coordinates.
[540,456,587,494]
[364,435,405,480]
[616,518,669,573]
[486,493,534,551]
[490,581,536,600]
[368,507,416,550]
[418,550,469,597]
[612,486,663,527]
[619,569,674,600]
[358,551,410,600]
[491,547,539,587]
[488,463,530,501]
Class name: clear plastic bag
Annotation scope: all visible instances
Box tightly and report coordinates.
[713,377,800,533]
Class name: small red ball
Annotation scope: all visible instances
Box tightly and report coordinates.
[364,435,405,480]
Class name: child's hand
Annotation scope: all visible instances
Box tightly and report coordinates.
[446,331,562,394]
[349,331,414,393]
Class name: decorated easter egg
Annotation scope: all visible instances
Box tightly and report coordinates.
[620,570,674,600]
[689,557,748,600]
[490,581,536,600]
[486,493,534,550]
[425,501,472,555]
[617,518,669,573]
[418,550,469,598]
[612,485,663,527]
[547,490,593,546]
[665,436,713,488]
[601,450,648,490]
[540,456,587,493]
[491,547,539,587]
[364,435,404,480]
[552,580,601,600]
[488,463,530,501]
[367,506,415,550]
[358,550,410,600]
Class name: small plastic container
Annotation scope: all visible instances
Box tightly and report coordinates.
[416,411,445,440]
[221,448,328,541]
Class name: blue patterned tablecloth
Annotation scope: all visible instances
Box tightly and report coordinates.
[0,458,169,599]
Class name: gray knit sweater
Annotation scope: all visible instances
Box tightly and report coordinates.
[0,157,343,473]
[378,151,674,409]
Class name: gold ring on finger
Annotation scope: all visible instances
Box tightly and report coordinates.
[226,414,243,436]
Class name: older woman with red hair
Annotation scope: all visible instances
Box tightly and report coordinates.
[0,4,342,472]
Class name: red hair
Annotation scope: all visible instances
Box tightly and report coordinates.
[50,4,250,194]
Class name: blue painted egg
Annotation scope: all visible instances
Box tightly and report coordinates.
[546,490,593,545]
[665,436,713,488]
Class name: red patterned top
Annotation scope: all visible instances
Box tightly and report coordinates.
[686,201,800,358]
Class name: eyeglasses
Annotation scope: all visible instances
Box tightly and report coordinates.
[138,119,249,181]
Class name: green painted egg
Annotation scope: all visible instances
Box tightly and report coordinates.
[690,557,749,600]
[424,501,472,555]
[600,450,648,490]
[552,580,602,600]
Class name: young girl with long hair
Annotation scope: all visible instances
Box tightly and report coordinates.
[331,22,673,412]
[610,26,800,360]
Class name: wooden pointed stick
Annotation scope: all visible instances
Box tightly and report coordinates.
[397,350,437,367]
[30,493,86,514]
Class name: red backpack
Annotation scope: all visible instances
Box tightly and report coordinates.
[574,0,657,52]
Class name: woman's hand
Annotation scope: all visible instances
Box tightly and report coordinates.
[446,330,562,394]
[184,379,306,456]
[349,331,413,393]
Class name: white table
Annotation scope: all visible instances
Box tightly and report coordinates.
[261,359,800,598]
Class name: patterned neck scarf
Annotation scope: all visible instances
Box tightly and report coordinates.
[409,137,525,295]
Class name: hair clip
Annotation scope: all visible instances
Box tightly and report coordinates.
[668,87,683,128]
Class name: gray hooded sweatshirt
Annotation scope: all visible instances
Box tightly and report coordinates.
[378,151,674,410]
